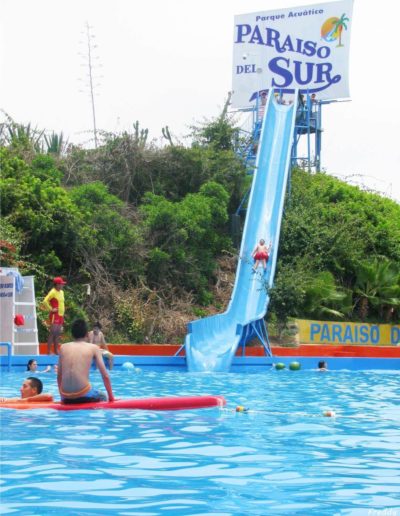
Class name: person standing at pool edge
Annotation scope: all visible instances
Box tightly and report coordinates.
[58,319,114,404]
[42,276,67,355]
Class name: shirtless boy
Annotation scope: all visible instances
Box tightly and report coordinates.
[57,319,115,404]
[88,322,114,370]
[252,239,272,271]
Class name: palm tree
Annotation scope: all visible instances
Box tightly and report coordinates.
[353,257,400,321]
[303,271,350,320]
[333,14,349,47]
[44,131,67,155]
[8,122,44,152]
[1,111,44,152]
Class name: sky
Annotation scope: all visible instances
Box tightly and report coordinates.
[1,0,400,202]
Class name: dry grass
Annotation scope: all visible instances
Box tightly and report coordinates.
[84,253,239,343]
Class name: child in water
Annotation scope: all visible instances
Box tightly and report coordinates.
[252,239,272,272]
[88,322,114,370]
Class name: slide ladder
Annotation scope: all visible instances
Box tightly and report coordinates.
[185,91,298,372]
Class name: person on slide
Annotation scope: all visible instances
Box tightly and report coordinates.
[252,239,272,272]
[0,377,53,403]
[58,319,115,404]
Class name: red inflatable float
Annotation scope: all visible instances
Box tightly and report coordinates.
[0,394,226,411]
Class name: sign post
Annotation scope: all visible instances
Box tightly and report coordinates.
[0,275,15,353]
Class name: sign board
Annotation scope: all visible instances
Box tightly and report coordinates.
[0,275,15,346]
[232,0,353,107]
[296,319,400,346]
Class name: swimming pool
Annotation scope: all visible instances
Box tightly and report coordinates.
[1,369,400,515]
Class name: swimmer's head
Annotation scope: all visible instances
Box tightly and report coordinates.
[260,239,265,245]
[21,377,43,398]
[27,359,37,371]
[71,319,88,339]
[93,321,102,334]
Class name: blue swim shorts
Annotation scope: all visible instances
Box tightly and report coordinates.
[61,386,107,404]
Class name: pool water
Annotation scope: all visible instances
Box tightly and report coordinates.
[1,369,400,515]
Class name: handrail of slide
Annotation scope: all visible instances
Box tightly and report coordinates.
[0,342,12,372]
[185,90,298,372]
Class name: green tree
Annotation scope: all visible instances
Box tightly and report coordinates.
[69,181,144,282]
[44,131,67,156]
[281,169,400,286]
[268,264,349,337]
[141,181,231,303]
[302,270,350,320]
[0,114,45,161]
[352,257,400,321]
[63,134,245,213]
[0,217,25,269]
[267,264,307,338]
[190,92,236,151]
[0,149,81,269]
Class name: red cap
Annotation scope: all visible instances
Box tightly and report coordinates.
[53,276,67,285]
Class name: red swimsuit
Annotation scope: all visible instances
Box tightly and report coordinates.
[254,251,269,260]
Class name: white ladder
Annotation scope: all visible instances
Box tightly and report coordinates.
[0,268,39,355]
[14,275,39,355]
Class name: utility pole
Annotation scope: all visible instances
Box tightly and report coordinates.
[79,22,101,148]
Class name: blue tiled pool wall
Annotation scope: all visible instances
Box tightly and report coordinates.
[0,354,399,372]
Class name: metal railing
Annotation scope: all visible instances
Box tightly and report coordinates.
[0,342,12,372]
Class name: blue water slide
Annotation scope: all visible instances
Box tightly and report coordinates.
[185,92,298,372]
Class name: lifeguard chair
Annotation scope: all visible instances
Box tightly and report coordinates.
[0,267,39,358]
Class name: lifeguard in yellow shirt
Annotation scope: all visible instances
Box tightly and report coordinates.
[42,277,67,355]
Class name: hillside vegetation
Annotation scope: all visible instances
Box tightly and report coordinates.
[1,114,399,343]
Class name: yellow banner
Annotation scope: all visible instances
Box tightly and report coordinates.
[296,319,400,346]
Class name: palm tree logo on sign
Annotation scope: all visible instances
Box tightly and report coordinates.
[321,13,350,47]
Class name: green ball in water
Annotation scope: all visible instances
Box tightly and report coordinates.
[274,362,286,370]
[289,361,301,371]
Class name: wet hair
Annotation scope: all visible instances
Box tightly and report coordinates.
[93,321,102,330]
[260,239,265,245]
[27,376,43,394]
[27,359,36,371]
[318,361,327,369]
[71,319,88,339]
